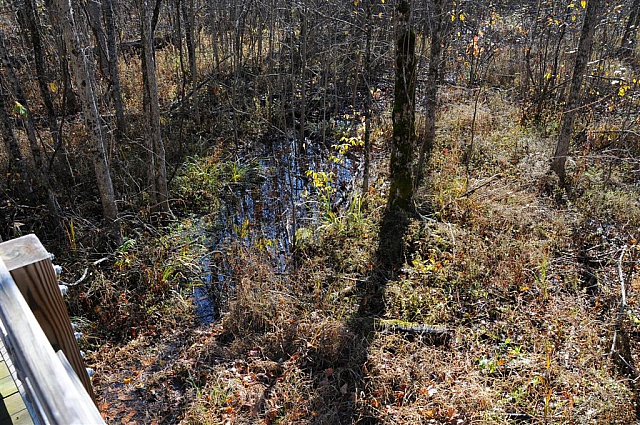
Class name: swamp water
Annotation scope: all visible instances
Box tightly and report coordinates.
[193,135,361,324]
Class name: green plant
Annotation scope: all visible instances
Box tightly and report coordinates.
[304,169,335,219]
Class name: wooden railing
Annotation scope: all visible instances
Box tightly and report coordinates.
[0,235,104,424]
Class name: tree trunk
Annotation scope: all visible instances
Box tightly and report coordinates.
[415,0,444,189]
[19,0,73,184]
[0,80,32,197]
[362,0,373,195]
[619,0,640,58]
[18,0,56,122]
[102,0,127,141]
[0,30,59,221]
[181,0,200,125]
[84,0,110,77]
[551,0,600,185]
[299,5,307,147]
[50,0,121,237]
[140,0,171,216]
[388,0,416,212]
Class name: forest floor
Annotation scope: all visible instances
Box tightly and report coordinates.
[71,86,640,424]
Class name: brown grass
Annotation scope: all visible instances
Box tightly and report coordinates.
[77,36,640,424]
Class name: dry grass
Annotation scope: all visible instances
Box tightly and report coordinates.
[65,31,640,422]
[85,86,640,424]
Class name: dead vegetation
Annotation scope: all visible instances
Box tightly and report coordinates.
[78,86,640,424]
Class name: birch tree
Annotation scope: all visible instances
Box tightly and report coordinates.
[50,0,121,237]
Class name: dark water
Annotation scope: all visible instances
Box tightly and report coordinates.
[194,135,360,324]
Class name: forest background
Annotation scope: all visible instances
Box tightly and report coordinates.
[1,0,640,423]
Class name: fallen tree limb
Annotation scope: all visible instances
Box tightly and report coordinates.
[376,320,453,346]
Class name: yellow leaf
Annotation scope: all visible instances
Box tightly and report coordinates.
[571,15,576,21]
[618,87,626,96]
[49,82,57,93]
[581,0,586,8]
[459,13,465,21]
[123,377,132,384]
[451,13,456,22]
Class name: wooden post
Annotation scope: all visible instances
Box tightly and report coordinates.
[0,258,104,423]
[0,235,96,403]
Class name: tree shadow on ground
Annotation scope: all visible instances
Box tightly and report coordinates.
[307,206,413,424]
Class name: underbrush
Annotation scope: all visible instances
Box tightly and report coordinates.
[79,87,640,423]
[66,218,206,342]
[181,89,639,423]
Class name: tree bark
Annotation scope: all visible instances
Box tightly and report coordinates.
[102,0,127,141]
[388,0,416,212]
[0,81,32,197]
[415,0,444,189]
[50,0,121,235]
[362,0,373,194]
[181,0,200,125]
[18,0,71,180]
[619,0,640,58]
[18,0,56,123]
[0,30,59,220]
[140,0,171,216]
[84,0,110,77]
[551,0,601,185]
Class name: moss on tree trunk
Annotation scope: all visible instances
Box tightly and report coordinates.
[388,1,416,213]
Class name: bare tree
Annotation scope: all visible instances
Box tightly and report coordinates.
[619,0,640,58]
[181,0,200,125]
[0,77,32,197]
[388,0,417,212]
[102,0,127,141]
[0,30,60,221]
[140,0,171,216]
[50,0,121,238]
[551,0,601,185]
[415,0,446,189]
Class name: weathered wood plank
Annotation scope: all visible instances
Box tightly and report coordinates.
[0,344,33,425]
[0,374,17,398]
[7,408,32,425]
[0,258,104,424]
[0,235,95,402]
[2,394,27,422]
[0,361,10,381]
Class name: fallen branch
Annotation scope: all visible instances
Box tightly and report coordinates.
[461,173,503,198]
[376,320,453,346]
[59,267,88,287]
[611,245,639,382]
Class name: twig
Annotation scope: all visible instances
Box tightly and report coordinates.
[619,245,628,307]
[92,257,109,266]
[60,267,89,287]
[460,174,503,198]
[611,245,629,356]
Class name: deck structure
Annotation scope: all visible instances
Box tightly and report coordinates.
[0,235,104,424]
[0,339,32,425]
